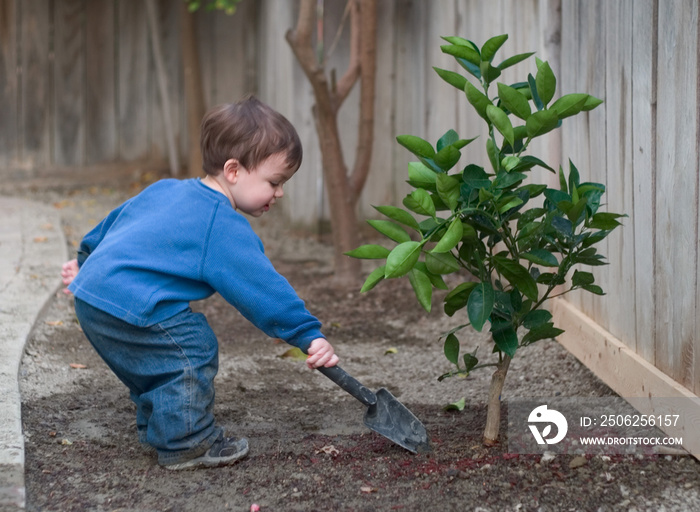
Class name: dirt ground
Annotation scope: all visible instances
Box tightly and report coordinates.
[10,178,700,511]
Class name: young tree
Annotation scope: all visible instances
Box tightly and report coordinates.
[349,34,623,445]
[286,0,377,285]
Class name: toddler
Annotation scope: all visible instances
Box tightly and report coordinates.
[61,96,339,470]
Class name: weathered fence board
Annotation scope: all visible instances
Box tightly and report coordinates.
[85,0,118,164]
[654,0,698,390]
[20,0,51,169]
[631,0,657,365]
[53,0,85,167]
[604,0,635,350]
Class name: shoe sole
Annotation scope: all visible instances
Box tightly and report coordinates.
[163,443,250,471]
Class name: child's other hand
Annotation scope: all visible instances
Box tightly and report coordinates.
[306,338,339,369]
[61,259,79,294]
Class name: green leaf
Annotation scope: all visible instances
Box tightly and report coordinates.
[385,241,422,278]
[492,324,518,358]
[436,174,461,210]
[345,244,391,259]
[441,43,481,66]
[433,66,468,91]
[568,159,581,190]
[588,212,625,230]
[444,333,460,364]
[522,323,564,345]
[463,350,478,372]
[432,217,464,253]
[486,138,499,172]
[522,249,559,267]
[408,268,433,312]
[444,282,478,316]
[367,220,411,243]
[551,216,573,239]
[407,161,437,190]
[526,109,559,138]
[397,135,435,159]
[437,129,460,151]
[535,61,556,106]
[360,265,386,293]
[512,155,556,173]
[522,309,553,329]
[497,82,532,120]
[493,171,527,190]
[465,82,494,121]
[528,73,544,111]
[566,197,588,225]
[492,255,539,301]
[426,251,461,274]
[497,51,535,71]
[550,93,590,119]
[481,34,508,62]
[403,188,436,217]
[467,281,495,332]
[582,284,605,295]
[435,145,462,171]
[498,196,524,213]
[583,95,604,111]
[373,205,421,231]
[572,269,595,287]
[444,397,466,411]
[487,105,515,148]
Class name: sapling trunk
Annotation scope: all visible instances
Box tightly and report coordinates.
[483,353,511,446]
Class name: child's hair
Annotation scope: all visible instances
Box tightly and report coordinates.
[200,96,303,175]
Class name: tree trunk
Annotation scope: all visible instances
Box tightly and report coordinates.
[483,354,512,446]
[181,2,206,177]
[286,0,377,286]
[312,103,362,286]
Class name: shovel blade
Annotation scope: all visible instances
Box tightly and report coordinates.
[363,388,431,454]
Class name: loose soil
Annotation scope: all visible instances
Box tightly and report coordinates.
[10,178,700,511]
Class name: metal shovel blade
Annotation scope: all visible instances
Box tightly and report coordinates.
[363,388,432,454]
[317,365,431,454]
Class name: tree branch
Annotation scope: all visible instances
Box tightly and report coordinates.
[285,0,319,80]
[334,0,361,104]
[349,0,377,198]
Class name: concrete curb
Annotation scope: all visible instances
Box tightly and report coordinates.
[0,197,67,511]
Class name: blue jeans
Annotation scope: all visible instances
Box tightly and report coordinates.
[74,298,222,465]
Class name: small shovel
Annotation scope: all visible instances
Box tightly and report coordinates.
[318,365,431,453]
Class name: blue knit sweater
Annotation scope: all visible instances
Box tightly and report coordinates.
[69,178,324,352]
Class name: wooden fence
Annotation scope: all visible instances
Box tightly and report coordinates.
[2,0,699,452]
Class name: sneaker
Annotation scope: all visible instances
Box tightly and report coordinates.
[163,434,249,470]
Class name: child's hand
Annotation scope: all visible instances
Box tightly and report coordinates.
[61,259,79,294]
[306,338,339,369]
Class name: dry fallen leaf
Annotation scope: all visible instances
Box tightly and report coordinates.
[316,445,340,456]
[69,363,87,369]
[45,320,63,326]
[360,486,378,494]
[33,236,48,243]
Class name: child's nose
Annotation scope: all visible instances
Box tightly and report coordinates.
[275,187,284,198]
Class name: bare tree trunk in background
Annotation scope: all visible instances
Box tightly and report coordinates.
[286,0,377,286]
[181,2,206,177]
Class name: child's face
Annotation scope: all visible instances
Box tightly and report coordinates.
[230,152,296,217]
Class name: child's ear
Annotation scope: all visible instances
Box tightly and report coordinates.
[222,159,242,184]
